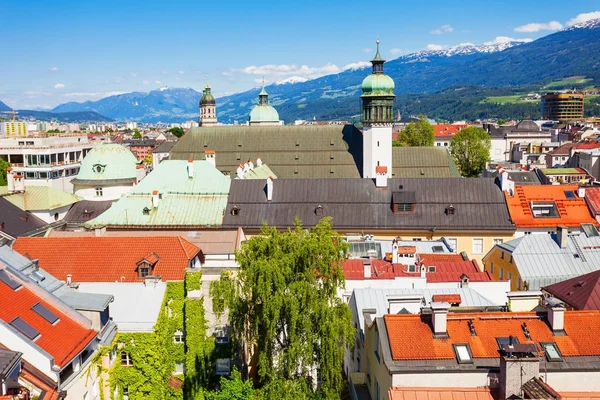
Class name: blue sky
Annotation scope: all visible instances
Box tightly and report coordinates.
[1,0,599,109]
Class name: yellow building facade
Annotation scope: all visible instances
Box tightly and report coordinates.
[1,121,28,138]
[482,245,521,291]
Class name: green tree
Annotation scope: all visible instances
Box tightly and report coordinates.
[210,218,354,399]
[133,129,142,139]
[0,159,10,186]
[206,370,256,400]
[449,126,491,177]
[392,140,402,147]
[167,127,185,138]
[398,116,434,146]
[144,154,153,165]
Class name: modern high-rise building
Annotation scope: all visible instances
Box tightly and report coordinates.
[541,92,585,122]
[0,121,28,138]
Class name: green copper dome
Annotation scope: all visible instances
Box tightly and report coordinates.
[249,86,280,123]
[200,85,216,105]
[361,41,395,97]
[75,142,139,181]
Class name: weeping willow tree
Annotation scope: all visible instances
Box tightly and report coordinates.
[209,217,354,399]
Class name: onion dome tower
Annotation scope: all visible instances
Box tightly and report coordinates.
[249,84,280,126]
[199,83,217,127]
[361,41,395,179]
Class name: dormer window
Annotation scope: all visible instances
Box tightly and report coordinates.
[143,207,151,215]
[230,206,240,216]
[315,205,324,217]
[392,191,416,214]
[446,205,455,215]
[139,265,150,278]
[531,201,559,218]
[136,253,160,279]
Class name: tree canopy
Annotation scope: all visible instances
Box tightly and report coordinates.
[0,159,10,186]
[209,217,354,399]
[398,116,434,146]
[167,127,185,138]
[133,129,142,139]
[449,126,491,177]
[206,370,256,400]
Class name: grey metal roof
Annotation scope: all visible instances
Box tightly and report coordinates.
[0,245,113,312]
[351,287,498,333]
[152,140,178,154]
[223,178,515,231]
[501,233,600,290]
[0,348,21,379]
[0,198,47,238]
[63,200,115,223]
[70,177,137,185]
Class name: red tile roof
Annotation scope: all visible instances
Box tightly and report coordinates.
[384,310,600,361]
[375,166,388,174]
[433,124,467,138]
[0,269,97,368]
[397,246,416,254]
[543,270,600,310]
[389,387,495,400]
[432,294,462,304]
[342,258,493,282]
[13,237,200,283]
[584,187,600,215]
[505,185,597,228]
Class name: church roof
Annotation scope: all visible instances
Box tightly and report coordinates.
[249,104,280,123]
[73,142,139,183]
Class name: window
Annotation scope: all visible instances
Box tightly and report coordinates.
[500,268,504,280]
[541,342,562,362]
[408,265,416,273]
[531,202,559,218]
[139,266,150,278]
[374,330,380,363]
[412,238,422,241]
[517,278,522,290]
[489,262,494,274]
[174,362,185,375]
[508,272,512,282]
[501,251,504,259]
[121,352,132,366]
[376,381,380,400]
[173,330,184,344]
[447,238,458,253]
[428,265,436,272]
[493,239,503,246]
[472,238,484,255]
[453,344,473,363]
[509,255,513,264]
[496,337,519,349]
[95,187,103,197]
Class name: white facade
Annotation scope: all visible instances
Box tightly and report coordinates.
[31,204,72,224]
[0,135,93,193]
[362,124,392,179]
[74,184,132,202]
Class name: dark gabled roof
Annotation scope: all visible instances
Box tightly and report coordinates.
[63,200,115,223]
[0,198,47,238]
[543,270,600,310]
[515,119,541,132]
[152,140,178,154]
[223,178,515,231]
[169,125,460,179]
[0,348,21,379]
[493,171,541,186]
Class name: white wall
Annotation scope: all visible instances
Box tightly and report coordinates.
[74,184,133,201]
[0,322,54,378]
[392,371,495,388]
[546,371,600,391]
[363,125,392,179]
[490,138,507,162]
[63,356,101,400]
[31,204,72,224]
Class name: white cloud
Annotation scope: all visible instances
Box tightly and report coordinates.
[342,61,371,71]
[389,48,404,55]
[175,77,180,81]
[431,24,453,35]
[130,72,138,77]
[567,11,600,26]
[62,91,124,98]
[143,80,149,85]
[363,48,372,53]
[483,36,533,45]
[155,80,162,84]
[49,67,58,72]
[457,42,475,47]
[229,63,342,80]
[54,83,65,89]
[178,70,185,75]
[426,44,446,51]
[514,21,563,32]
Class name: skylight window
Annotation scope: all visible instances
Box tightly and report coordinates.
[10,317,40,340]
[496,337,519,349]
[531,202,559,218]
[541,342,563,362]
[453,344,473,364]
[564,190,576,199]
[0,270,22,290]
[32,302,59,324]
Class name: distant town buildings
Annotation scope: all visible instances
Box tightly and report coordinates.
[0,121,27,137]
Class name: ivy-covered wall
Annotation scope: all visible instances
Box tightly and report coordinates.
[109,281,186,400]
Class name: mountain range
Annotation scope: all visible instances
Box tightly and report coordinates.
[39,19,600,123]
[0,100,113,123]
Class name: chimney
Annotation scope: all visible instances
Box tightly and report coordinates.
[237,164,244,179]
[460,274,469,288]
[266,177,274,201]
[152,190,160,208]
[499,342,540,399]
[13,174,25,193]
[248,160,254,170]
[431,302,449,338]
[506,291,543,312]
[420,264,426,278]
[256,157,263,167]
[375,166,388,188]
[6,167,15,194]
[363,261,371,279]
[578,187,586,198]
[187,158,194,178]
[204,150,216,167]
[546,300,566,334]
[556,226,568,249]
[66,274,72,285]
[392,242,399,264]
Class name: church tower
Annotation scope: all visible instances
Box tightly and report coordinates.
[362,41,395,179]
[199,83,217,127]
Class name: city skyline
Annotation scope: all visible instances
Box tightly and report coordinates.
[1,0,600,109]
